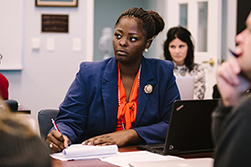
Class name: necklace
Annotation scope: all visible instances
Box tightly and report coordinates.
[118,64,141,130]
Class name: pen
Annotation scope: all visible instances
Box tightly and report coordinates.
[229,48,238,58]
[51,118,60,132]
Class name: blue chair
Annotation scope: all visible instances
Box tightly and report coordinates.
[38,109,59,140]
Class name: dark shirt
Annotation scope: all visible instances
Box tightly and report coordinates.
[212,95,251,167]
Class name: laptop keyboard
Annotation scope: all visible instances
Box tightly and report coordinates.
[137,143,165,154]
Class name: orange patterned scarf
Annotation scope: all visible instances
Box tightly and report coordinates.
[116,63,141,130]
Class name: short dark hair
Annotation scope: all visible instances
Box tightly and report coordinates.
[163,26,195,71]
[115,7,165,40]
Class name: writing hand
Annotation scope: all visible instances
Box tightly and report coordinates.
[45,130,70,153]
[82,129,143,147]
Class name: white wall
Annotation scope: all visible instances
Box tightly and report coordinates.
[0,1,23,70]
[1,0,94,130]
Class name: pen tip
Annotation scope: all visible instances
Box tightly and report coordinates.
[228,48,238,58]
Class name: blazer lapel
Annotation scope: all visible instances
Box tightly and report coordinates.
[101,57,118,132]
[135,57,157,126]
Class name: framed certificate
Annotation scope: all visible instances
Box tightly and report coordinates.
[35,0,78,7]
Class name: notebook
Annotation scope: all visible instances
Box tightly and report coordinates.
[175,76,195,100]
[137,99,219,155]
[50,144,118,161]
[129,158,214,167]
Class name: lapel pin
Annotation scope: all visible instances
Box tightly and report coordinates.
[144,84,153,94]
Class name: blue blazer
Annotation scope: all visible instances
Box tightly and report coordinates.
[55,56,180,144]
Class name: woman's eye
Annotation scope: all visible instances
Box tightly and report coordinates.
[179,45,185,48]
[170,45,175,48]
[115,33,122,39]
[130,37,137,42]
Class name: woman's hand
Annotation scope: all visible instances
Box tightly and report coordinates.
[45,130,70,153]
[82,129,143,147]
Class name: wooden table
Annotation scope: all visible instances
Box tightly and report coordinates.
[52,145,213,167]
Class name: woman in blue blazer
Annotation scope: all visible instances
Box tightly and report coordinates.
[46,7,180,153]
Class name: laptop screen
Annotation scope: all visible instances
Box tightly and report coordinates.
[175,76,194,100]
[163,99,219,155]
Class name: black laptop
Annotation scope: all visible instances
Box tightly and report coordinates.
[137,99,219,155]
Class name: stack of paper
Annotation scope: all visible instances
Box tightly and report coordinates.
[100,151,184,167]
[51,144,118,161]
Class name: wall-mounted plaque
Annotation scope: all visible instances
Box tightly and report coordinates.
[41,14,68,33]
[36,0,78,7]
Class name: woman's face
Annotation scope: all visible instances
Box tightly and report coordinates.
[168,38,188,66]
[113,17,149,65]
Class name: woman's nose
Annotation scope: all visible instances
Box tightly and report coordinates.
[119,38,127,46]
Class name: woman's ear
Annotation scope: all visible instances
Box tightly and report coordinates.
[145,39,153,49]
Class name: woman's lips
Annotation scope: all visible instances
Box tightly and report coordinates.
[116,50,128,55]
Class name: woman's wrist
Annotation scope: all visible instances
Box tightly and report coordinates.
[125,129,144,145]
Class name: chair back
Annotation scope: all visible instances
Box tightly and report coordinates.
[38,109,59,140]
[4,99,18,112]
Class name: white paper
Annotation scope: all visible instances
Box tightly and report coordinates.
[100,151,184,167]
[51,144,118,161]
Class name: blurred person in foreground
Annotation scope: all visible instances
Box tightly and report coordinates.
[0,99,51,167]
[212,11,251,167]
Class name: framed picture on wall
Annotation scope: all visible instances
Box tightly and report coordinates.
[35,0,78,7]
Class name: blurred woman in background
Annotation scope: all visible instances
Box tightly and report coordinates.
[163,26,206,99]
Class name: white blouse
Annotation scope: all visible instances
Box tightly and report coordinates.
[173,61,206,100]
